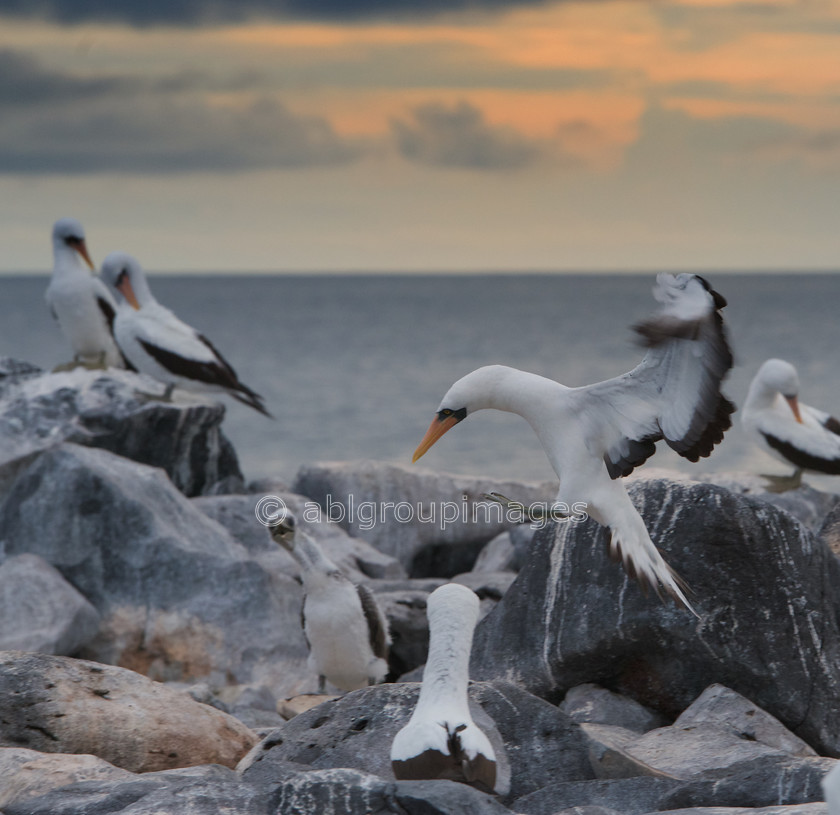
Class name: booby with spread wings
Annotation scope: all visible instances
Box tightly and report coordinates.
[742,358,840,490]
[100,252,271,416]
[413,273,735,612]
[45,218,124,369]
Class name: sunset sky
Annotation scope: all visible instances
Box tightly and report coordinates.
[0,0,838,272]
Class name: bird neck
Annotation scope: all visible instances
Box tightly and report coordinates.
[292,532,341,579]
[745,376,783,412]
[413,597,478,717]
[52,243,88,277]
[472,367,562,423]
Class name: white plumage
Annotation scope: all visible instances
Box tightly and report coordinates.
[99,252,270,416]
[270,514,390,693]
[45,218,124,369]
[413,273,735,612]
[742,358,840,481]
[391,583,497,793]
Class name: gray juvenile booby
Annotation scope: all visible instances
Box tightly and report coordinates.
[270,513,390,693]
[100,252,271,416]
[413,273,736,613]
[742,358,840,490]
[390,583,497,793]
[45,218,124,369]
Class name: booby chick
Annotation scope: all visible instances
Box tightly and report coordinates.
[742,358,840,491]
[45,218,124,369]
[391,583,497,793]
[100,252,271,416]
[270,513,390,693]
[413,273,736,613]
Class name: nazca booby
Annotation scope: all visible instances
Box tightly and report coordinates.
[413,273,735,612]
[390,583,497,793]
[742,358,840,490]
[100,252,271,416]
[270,513,390,693]
[45,218,124,369]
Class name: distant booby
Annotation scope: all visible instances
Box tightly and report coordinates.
[270,513,390,693]
[100,252,271,416]
[390,583,497,793]
[45,218,124,369]
[742,358,840,490]
[413,273,736,612]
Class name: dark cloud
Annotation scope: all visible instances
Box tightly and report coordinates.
[0,48,366,173]
[391,101,540,170]
[0,0,544,26]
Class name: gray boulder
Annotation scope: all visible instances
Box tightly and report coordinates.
[470,476,840,756]
[0,652,257,772]
[0,443,312,696]
[472,524,537,573]
[240,680,594,805]
[560,684,668,733]
[0,366,242,496]
[292,460,555,573]
[0,553,100,655]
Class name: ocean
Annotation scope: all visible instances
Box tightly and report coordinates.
[3,272,839,489]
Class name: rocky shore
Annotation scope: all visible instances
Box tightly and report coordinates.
[0,360,838,814]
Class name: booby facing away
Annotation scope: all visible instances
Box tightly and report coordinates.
[270,513,390,693]
[413,273,736,612]
[391,583,497,793]
[45,218,124,369]
[742,358,840,490]
[100,252,271,416]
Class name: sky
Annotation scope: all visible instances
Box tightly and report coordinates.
[0,0,839,272]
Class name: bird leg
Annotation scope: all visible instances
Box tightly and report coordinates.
[481,492,569,523]
[52,353,108,372]
[760,468,804,493]
[317,675,327,695]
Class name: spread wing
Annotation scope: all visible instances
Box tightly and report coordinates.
[573,273,735,479]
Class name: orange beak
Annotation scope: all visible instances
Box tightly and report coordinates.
[117,276,141,310]
[412,415,460,463]
[785,395,803,424]
[76,239,94,271]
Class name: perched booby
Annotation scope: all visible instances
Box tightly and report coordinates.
[413,273,735,612]
[100,252,271,416]
[742,358,840,490]
[45,218,124,369]
[391,583,497,793]
[270,513,390,693]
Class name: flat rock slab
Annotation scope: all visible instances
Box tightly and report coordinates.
[2,763,268,815]
[0,652,257,773]
[240,680,594,805]
[0,553,100,655]
[676,684,816,757]
[292,460,555,572]
[471,477,840,755]
[0,366,242,496]
[0,748,133,810]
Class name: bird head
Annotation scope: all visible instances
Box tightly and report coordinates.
[269,513,297,551]
[100,252,145,310]
[52,217,94,270]
[759,358,802,423]
[412,366,514,462]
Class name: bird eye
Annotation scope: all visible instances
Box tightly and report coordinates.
[442,409,452,416]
